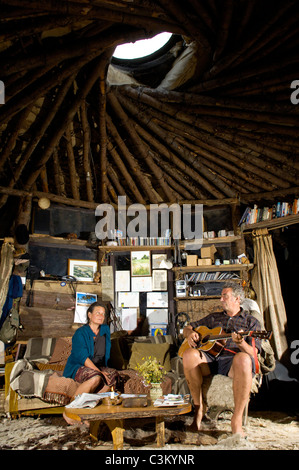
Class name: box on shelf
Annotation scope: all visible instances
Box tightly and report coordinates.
[201,245,217,261]
[187,255,198,266]
[198,258,212,266]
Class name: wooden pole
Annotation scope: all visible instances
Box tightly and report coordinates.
[80,101,94,202]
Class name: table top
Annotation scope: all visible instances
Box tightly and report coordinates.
[64,400,192,422]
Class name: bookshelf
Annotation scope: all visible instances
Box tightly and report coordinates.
[98,235,242,252]
[239,198,299,231]
[242,213,299,232]
[172,264,254,273]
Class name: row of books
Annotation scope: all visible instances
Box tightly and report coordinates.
[239,199,299,226]
[117,237,172,246]
[186,271,240,282]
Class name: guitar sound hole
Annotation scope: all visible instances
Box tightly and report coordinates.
[201,335,210,344]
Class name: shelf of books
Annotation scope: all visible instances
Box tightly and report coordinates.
[172,263,254,273]
[239,199,299,231]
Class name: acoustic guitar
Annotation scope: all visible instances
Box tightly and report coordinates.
[178,325,272,358]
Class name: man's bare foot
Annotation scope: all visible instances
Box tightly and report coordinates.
[187,404,207,432]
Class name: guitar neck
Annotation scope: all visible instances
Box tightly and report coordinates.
[209,332,250,341]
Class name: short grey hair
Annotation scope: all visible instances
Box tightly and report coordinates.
[222,281,245,303]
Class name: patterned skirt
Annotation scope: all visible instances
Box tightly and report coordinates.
[74,365,119,388]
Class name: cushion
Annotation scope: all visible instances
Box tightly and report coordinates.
[24,337,56,363]
[48,337,72,365]
[128,342,171,372]
[109,337,128,370]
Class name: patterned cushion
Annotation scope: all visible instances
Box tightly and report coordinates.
[48,337,72,365]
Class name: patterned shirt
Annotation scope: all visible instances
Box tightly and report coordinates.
[190,308,262,356]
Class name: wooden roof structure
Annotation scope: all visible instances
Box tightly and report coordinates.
[0,0,299,225]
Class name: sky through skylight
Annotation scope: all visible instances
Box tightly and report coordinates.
[113,32,172,59]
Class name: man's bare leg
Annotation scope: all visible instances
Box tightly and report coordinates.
[183,348,211,431]
[228,352,253,435]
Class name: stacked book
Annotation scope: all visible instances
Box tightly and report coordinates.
[153,394,186,407]
[117,236,171,246]
[239,199,299,226]
[186,272,240,282]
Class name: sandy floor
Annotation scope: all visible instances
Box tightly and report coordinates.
[0,410,298,451]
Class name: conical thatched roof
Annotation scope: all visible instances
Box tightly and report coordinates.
[0,0,298,223]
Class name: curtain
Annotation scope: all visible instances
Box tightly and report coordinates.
[0,240,14,318]
[251,228,288,362]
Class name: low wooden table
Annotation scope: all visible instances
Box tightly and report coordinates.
[64,400,192,450]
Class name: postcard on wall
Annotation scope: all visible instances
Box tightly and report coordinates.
[115,270,130,292]
[121,308,138,331]
[74,292,97,323]
[131,251,151,276]
[152,253,167,269]
[146,291,168,308]
[118,291,140,308]
[131,276,152,292]
[101,266,114,301]
[152,269,167,291]
[146,308,168,324]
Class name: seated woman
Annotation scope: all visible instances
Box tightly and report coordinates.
[63,301,118,398]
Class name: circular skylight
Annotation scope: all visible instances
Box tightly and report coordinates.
[113,32,172,60]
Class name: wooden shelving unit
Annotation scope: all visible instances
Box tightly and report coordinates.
[172,263,254,273]
[98,245,173,252]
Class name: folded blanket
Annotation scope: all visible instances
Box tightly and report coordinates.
[43,372,79,405]
[10,359,53,398]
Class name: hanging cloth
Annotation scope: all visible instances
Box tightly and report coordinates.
[251,228,288,363]
[0,241,14,318]
[0,275,23,329]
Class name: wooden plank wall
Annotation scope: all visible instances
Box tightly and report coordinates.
[18,280,102,339]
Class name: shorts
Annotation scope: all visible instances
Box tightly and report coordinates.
[202,352,257,377]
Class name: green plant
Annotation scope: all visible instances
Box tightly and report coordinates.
[135,356,166,384]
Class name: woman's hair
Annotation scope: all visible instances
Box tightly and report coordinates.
[86,301,108,323]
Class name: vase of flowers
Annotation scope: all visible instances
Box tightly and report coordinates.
[135,356,165,401]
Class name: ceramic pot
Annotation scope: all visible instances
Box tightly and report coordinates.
[149,383,162,401]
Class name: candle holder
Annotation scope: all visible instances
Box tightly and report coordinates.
[102,392,122,406]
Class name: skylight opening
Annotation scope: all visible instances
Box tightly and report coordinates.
[113,32,172,60]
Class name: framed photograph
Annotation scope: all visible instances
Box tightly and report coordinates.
[131,250,151,277]
[152,269,167,290]
[152,253,167,269]
[68,259,98,282]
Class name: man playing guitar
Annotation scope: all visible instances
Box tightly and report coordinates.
[182,281,262,436]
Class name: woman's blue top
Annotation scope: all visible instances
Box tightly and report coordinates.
[63,323,111,379]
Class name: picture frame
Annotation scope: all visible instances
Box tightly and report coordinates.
[131,250,151,277]
[152,253,167,269]
[152,269,167,291]
[68,259,98,282]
